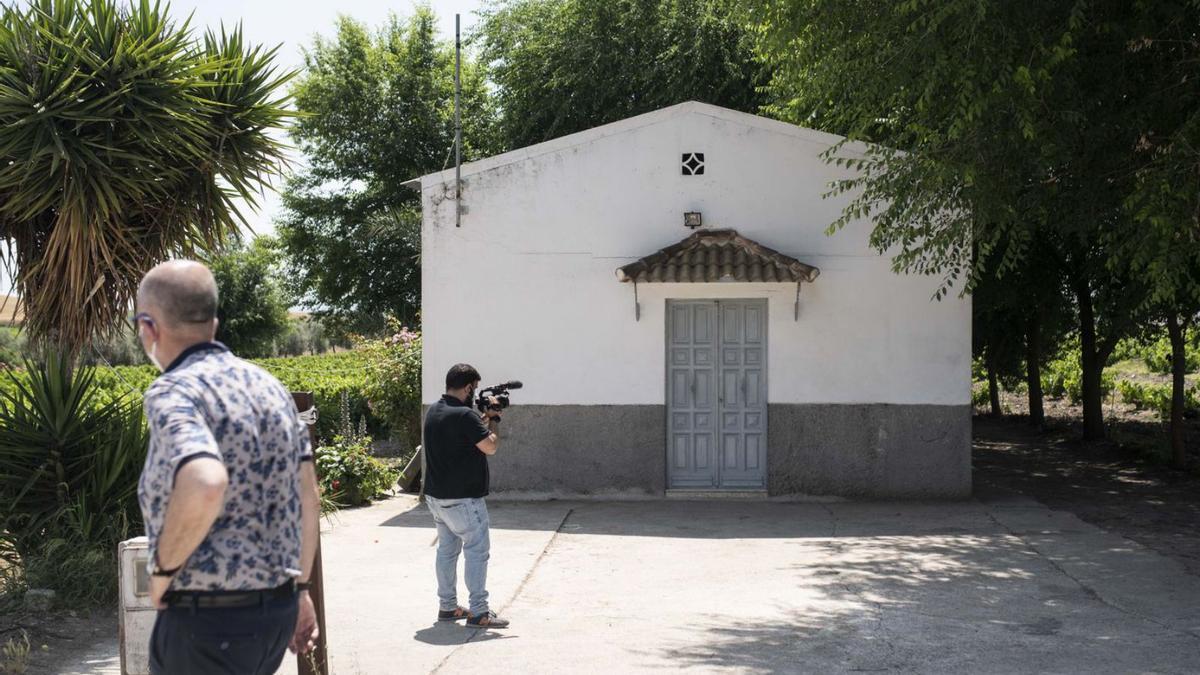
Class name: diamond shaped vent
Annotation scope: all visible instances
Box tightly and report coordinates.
[681,152,705,176]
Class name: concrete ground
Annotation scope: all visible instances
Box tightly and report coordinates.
[265,489,1200,675]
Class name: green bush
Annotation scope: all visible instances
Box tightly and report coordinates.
[971,382,990,408]
[0,327,24,366]
[1118,379,1200,420]
[356,322,422,454]
[1143,336,1200,375]
[1108,337,1147,365]
[1117,380,1149,410]
[316,435,399,507]
[0,356,147,606]
[1042,348,1114,403]
[15,351,379,443]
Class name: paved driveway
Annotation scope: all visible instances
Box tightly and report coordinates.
[268,491,1200,675]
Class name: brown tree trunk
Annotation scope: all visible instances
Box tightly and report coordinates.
[1074,282,1106,440]
[987,355,1002,417]
[1167,314,1188,467]
[1025,312,1045,429]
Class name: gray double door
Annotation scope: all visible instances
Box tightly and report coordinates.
[667,300,767,489]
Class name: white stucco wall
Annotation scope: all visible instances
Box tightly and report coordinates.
[419,103,970,407]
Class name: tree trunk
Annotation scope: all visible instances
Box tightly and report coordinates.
[1074,282,1106,440]
[1167,314,1188,467]
[987,355,1002,417]
[1025,312,1045,429]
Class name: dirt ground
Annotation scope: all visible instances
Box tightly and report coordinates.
[0,607,116,673]
[973,414,1200,577]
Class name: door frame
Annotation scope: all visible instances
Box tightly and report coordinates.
[664,298,769,490]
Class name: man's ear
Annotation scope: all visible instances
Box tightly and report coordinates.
[211,317,220,339]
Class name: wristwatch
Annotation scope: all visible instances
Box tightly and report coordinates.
[148,553,181,578]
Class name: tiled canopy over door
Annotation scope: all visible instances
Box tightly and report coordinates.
[667,300,767,489]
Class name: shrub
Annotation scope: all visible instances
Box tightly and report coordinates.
[253,351,375,442]
[1143,336,1200,375]
[315,395,399,507]
[971,382,990,409]
[1118,380,1150,410]
[1041,348,1114,403]
[0,327,24,366]
[0,356,147,606]
[356,322,422,454]
[1118,380,1200,420]
[316,435,399,507]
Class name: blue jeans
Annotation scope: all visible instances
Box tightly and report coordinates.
[426,496,491,615]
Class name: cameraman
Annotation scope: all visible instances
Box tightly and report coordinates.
[423,364,509,629]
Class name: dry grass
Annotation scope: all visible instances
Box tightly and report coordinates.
[0,296,21,327]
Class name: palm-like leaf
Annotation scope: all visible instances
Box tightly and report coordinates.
[0,0,293,355]
[0,352,147,557]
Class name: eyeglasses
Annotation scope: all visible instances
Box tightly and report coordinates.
[130,312,155,330]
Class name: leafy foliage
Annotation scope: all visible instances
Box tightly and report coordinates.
[278,8,497,334]
[478,0,765,149]
[316,394,399,507]
[1141,335,1200,376]
[0,355,147,605]
[749,0,1200,440]
[209,237,291,358]
[0,0,293,356]
[1118,380,1200,421]
[1042,346,1115,404]
[356,321,422,454]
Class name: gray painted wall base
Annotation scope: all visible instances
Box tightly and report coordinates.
[440,403,970,499]
[768,404,972,498]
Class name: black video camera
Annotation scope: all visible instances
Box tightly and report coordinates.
[476,380,523,413]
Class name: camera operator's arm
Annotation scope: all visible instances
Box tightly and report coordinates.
[474,398,501,455]
[476,414,500,455]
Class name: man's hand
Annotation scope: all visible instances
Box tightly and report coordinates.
[290,591,320,654]
[150,574,172,610]
[483,396,502,419]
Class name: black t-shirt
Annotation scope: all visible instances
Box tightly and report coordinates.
[423,395,492,499]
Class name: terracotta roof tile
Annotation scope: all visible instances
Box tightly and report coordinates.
[616,230,819,284]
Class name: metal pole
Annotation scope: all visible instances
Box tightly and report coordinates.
[293,392,329,675]
[454,13,462,227]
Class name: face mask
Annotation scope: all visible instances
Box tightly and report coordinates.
[147,340,163,372]
[138,322,164,371]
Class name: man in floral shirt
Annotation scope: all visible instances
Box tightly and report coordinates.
[134,260,321,674]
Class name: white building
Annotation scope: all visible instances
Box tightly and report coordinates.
[410,102,971,498]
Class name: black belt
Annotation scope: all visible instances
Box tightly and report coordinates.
[165,581,296,610]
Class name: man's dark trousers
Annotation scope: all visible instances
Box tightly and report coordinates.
[149,594,298,674]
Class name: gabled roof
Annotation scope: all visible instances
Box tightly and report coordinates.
[410,101,871,188]
[616,229,820,284]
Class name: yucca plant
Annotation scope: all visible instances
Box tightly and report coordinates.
[0,353,147,603]
[0,0,294,356]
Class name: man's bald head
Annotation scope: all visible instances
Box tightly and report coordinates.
[137,260,219,331]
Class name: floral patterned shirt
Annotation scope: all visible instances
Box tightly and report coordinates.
[137,342,313,591]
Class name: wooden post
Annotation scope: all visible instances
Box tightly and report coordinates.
[293,392,329,675]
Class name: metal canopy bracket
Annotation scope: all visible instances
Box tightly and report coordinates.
[633,281,641,321]
[794,282,802,321]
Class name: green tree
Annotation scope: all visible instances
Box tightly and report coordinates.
[208,238,290,358]
[1115,0,1200,465]
[0,0,292,356]
[749,0,1184,440]
[277,8,498,335]
[477,0,765,149]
